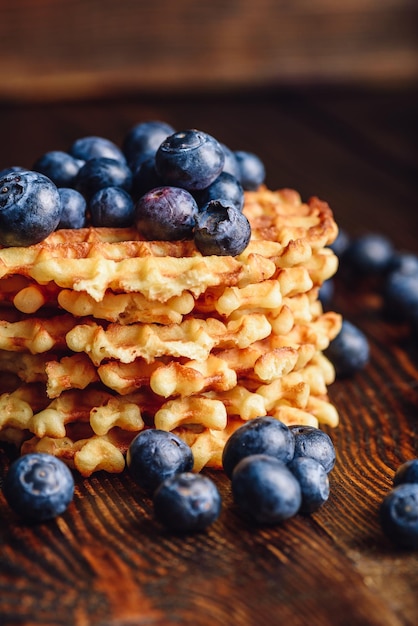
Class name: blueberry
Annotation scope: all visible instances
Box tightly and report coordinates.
[122,120,175,168]
[324,319,370,378]
[220,143,240,179]
[195,172,244,212]
[126,429,194,493]
[0,171,61,247]
[194,200,251,256]
[70,136,126,164]
[75,157,132,200]
[153,472,221,533]
[222,416,295,478]
[234,150,265,191]
[33,151,85,187]
[134,186,198,241]
[383,271,418,321]
[131,153,163,201]
[329,228,351,258]
[318,279,335,308]
[57,188,87,229]
[386,252,418,276]
[89,186,134,228]
[344,233,395,274]
[290,425,336,473]
[231,454,302,525]
[0,166,27,178]
[393,459,418,487]
[380,483,418,549]
[155,129,225,191]
[288,456,330,513]
[3,453,75,522]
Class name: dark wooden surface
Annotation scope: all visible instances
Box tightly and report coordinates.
[1,1,418,100]
[0,85,418,626]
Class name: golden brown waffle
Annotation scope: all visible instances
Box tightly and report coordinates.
[0,187,342,475]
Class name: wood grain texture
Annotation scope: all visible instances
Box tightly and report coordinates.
[0,85,417,625]
[0,1,417,101]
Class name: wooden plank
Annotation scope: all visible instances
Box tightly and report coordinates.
[0,1,417,100]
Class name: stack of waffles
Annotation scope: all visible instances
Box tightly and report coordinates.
[0,187,342,475]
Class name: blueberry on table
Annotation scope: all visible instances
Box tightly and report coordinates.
[380,483,418,549]
[318,278,335,308]
[234,150,266,191]
[127,429,194,493]
[89,186,134,228]
[194,200,251,256]
[134,186,198,240]
[231,454,302,525]
[393,459,418,487]
[222,416,295,478]
[57,187,87,229]
[122,120,175,168]
[69,135,127,164]
[195,171,244,212]
[153,472,221,533]
[324,319,370,378]
[75,157,133,200]
[0,171,61,247]
[383,271,418,321]
[344,233,395,275]
[290,425,336,474]
[329,228,351,258]
[33,150,84,187]
[288,456,330,513]
[386,252,418,276]
[3,453,75,522]
[155,129,225,191]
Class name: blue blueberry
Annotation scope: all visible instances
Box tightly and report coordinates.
[3,453,75,522]
[195,172,244,212]
[153,472,221,533]
[220,143,240,179]
[288,456,330,513]
[393,459,418,487]
[318,279,335,308]
[344,233,395,274]
[194,200,251,256]
[383,271,418,321]
[380,483,418,549]
[231,454,302,525]
[0,171,61,246]
[69,136,126,164]
[0,166,27,178]
[134,186,198,241]
[386,252,418,276]
[33,151,85,187]
[75,157,132,200]
[290,425,336,474]
[324,319,370,378]
[126,429,194,493]
[89,186,134,227]
[222,416,295,478]
[131,154,163,200]
[329,228,351,258]
[155,129,225,191]
[57,188,87,229]
[122,120,175,168]
[234,150,265,190]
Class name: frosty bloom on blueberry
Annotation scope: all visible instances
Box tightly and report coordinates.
[0,171,62,247]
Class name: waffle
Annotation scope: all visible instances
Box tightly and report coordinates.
[0,187,342,475]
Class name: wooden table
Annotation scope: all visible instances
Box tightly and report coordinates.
[0,85,417,626]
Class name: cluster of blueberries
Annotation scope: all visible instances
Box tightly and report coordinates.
[2,417,335,533]
[321,230,418,378]
[0,122,265,255]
